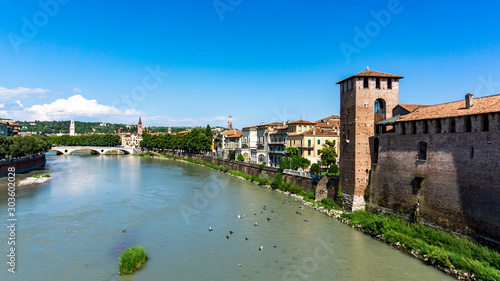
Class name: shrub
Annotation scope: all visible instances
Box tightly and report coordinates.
[222,166,230,173]
[310,163,320,174]
[329,164,339,174]
[319,197,338,210]
[259,163,265,171]
[228,150,236,160]
[118,246,148,275]
[304,191,315,201]
[237,154,245,161]
[270,172,283,189]
[258,171,270,185]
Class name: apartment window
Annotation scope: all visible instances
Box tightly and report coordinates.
[411,121,417,134]
[332,140,336,145]
[450,118,456,133]
[293,140,296,145]
[401,123,406,135]
[317,150,321,155]
[465,116,472,132]
[308,150,311,156]
[363,77,369,88]
[376,77,380,89]
[417,141,427,160]
[423,120,428,134]
[308,140,311,147]
[299,126,302,132]
[317,140,320,145]
[387,78,392,89]
[482,114,489,132]
[436,119,441,133]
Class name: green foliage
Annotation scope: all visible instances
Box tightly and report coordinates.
[139,128,211,153]
[258,171,270,185]
[118,246,148,275]
[280,182,305,195]
[259,163,265,171]
[279,155,311,170]
[329,164,339,174]
[49,134,120,147]
[304,191,315,202]
[285,146,298,156]
[222,166,230,173]
[310,163,320,174]
[319,140,338,167]
[237,154,245,161]
[319,198,338,210]
[336,186,343,206]
[228,150,236,160]
[0,134,51,159]
[32,173,50,178]
[270,172,283,189]
[364,186,370,201]
[17,120,137,135]
[204,125,212,138]
[341,211,500,281]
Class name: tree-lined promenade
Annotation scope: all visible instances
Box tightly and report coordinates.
[0,135,51,160]
[140,127,212,153]
[49,134,121,147]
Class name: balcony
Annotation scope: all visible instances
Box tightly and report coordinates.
[268,150,285,154]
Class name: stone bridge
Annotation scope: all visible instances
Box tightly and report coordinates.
[51,146,140,155]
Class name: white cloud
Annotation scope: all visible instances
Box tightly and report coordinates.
[16,101,23,108]
[72,87,82,93]
[0,87,50,101]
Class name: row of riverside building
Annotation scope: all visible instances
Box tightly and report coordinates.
[214,115,341,169]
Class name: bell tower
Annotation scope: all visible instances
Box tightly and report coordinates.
[137,117,143,135]
[228,115,233,130]
[337,68,403,210]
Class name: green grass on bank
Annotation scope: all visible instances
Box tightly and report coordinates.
[341,211,500,281]
[32,173,50,178]
[118,246,148,275]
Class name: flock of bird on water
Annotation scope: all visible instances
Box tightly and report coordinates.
[207,196,307,268]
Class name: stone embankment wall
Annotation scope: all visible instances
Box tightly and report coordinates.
[162,151,318,192]
[0,154,46,177]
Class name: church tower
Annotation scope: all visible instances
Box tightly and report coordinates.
[168,125,171,134]
[137,117,143,135]
[69,119,75,136]
[228,115,233,130]
[336,68,403,210]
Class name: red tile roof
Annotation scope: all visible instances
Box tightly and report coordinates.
[336,69,404,84]
[226,130,242,138]
[288,119,315,125]
[398,94,500,122]
[397,104,431,112]
[300,128,339,136]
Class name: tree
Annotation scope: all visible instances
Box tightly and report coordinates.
[270,172,283,189]
[228,150,236,160]
[237,154,245,161]
[310,163,320,174]
[319,140,338,168]
[204,125,212,138]
[329,164,339,174]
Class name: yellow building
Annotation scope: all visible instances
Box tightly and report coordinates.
[287,120,340,166]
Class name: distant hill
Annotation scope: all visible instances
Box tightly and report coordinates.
[15,120,215,135]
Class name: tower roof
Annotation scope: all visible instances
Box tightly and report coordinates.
[336,69,404,84]
[138,117,142,124]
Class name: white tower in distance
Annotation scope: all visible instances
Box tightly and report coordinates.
[69,119,75,136]
[228,115,233,130]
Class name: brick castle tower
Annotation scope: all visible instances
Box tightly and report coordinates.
[336,68,403,210]
[137,117,143,135]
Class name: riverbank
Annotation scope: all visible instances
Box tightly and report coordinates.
[139,152,500,281]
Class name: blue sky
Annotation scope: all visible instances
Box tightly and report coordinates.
[1,0,499,128]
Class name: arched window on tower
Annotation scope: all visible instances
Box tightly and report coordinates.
[374,98,386,123]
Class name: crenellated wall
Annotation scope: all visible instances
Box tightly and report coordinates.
[370,112,500,242]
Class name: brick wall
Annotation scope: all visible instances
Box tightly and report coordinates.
[370,112,500,242]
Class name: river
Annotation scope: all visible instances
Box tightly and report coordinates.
[0,154,454,280]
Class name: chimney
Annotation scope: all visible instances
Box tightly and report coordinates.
[465,93,473,108]
[313,126,316,135]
